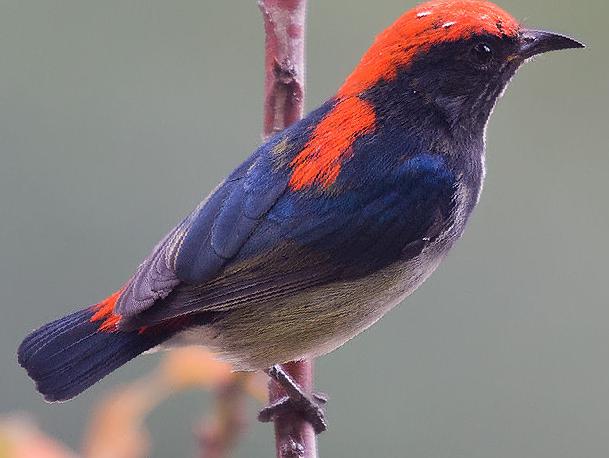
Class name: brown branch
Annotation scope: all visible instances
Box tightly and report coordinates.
[259,0,306,138]
[258,1,317,458]
[268,360,317,458]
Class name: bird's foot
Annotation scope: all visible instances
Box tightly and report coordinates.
[257,365,328,434]
[258,394,327,434]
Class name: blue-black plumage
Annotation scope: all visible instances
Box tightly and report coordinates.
[18,0,583,404]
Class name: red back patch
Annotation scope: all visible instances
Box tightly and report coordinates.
[289,97,376,190]
[289,0,519,191]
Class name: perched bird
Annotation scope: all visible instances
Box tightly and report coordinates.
[19,0,582,432]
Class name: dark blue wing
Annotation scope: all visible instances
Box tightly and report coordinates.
[115,103,333,319]
[173,153,289,284]
[115,144,288,319]
[119,149,457,329]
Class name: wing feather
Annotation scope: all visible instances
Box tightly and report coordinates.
[113,106,456,330]
[119,151,457,330]
[114,137,292,319]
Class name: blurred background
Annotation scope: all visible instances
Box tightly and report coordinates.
[1,0,607,457]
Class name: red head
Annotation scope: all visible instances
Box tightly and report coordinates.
[339,0,520,98]
[289,0,583,191]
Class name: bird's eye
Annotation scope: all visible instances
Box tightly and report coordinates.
[471,42,493,65]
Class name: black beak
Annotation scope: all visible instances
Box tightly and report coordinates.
[518,29,585,60]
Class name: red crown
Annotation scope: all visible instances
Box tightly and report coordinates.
[339,0,520,97]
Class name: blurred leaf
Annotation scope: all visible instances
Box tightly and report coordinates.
[0,415,78,458]
[158,347,268,402]
[244,372,268,404]
[83,348,265,458]
[83,380,164,458]
[1,349,266,458]
[157,347,234,391]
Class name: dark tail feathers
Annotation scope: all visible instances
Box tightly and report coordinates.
[18,308,167,402]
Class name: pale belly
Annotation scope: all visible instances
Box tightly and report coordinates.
[168,176,479,370]
[169,239,451,370]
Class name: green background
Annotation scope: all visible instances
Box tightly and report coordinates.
[1,1,607,457]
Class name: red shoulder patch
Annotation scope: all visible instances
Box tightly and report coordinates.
[289,96,376,190]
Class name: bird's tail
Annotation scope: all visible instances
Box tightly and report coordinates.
[17,296,169,402]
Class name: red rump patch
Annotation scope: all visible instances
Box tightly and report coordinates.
[90,289,123,332]
[289,0,519,191]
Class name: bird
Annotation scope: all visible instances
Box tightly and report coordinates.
[18,0,582,433]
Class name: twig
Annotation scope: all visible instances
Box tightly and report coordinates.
[259,0,306,138]
[268,361,317,458]
[258,1,316,458]
[199,373,250,458]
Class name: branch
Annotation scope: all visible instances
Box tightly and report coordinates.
[268,360,317,458]
[259,0,306,138]
[258,1,317,458]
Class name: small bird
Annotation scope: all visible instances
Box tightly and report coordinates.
[19,0,582,432]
